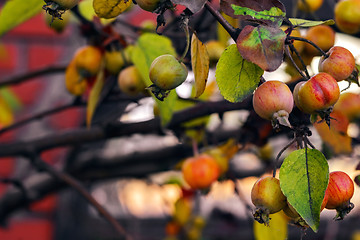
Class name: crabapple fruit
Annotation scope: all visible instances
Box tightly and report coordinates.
[118,66,146,96]
[325,171,354,220]
[333,92,360,121]
[251,176,287,225]
[182,154,220,190]
[135,0,163,12]
[149,54,188,90]
[252,80,293,127]
[304,25,335,56]
[335,0,360,34]
[73,45,103,77]
[297,0,323,12]
[65,60,87,96]
[318,46,356,82]
[293,73,340,114]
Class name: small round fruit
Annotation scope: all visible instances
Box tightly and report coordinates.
[44,0,80,10]
[149,54,188,90]
[325,171,355,220]
[325,171,354,209]
[251,176,287,214]
[105,50,129,75]
[293,73,340,114]
[44,10,70,33]
[205,40,225,64]
[135,0,163,12]
[333,92,360,121]
[335,0,360,34]
[304,25,335,56]
[181,154,220,190]
[297,0,323,12]
[73,45,103,77]
[252,80,293,127]
[319,46,355,82]
[118,66,146,95]
[65,61,87,96]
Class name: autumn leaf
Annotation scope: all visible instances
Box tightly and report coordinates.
[93,0,132,19]
[221,0,285,27]
[191,33,209,98]
[236,25,286,72]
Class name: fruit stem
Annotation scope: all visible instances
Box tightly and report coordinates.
[284,44,308,80]
[287,43,311,79]
[290,36,329,58]
[192,138,199,157]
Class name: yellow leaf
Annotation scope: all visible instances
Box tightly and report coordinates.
[93,0,132,19]
[191,33,209,98]
[86,63,105,127]
[0,97,14,128]
[254,212,288,240]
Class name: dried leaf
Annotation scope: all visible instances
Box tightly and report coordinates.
[171,0,207,13]
[191,34,209,98]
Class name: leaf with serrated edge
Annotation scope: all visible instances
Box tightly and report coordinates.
[237,25,286,72]
[215,44,263,102]
[87,65,105,127]
[191,34,209,98]
[254,212,288,240]
[131,33,178,126]
[93,0,132,19]
[0,0,44,37]
[280,149,329,232]
[289,18,335,28]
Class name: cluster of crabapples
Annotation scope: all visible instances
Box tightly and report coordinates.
[253,42,356,127]
[251,172,354,225]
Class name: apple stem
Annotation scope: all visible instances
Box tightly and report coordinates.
[192,138,199,157]
[290,36,329,58]
[284,45,309,80]
[273,138,296,177]
[178,15,190,63]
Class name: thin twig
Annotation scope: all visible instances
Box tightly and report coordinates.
[288,43,311,79]
[31,155,132,240]
[284,45,307,80]
[0,98,84,136]
[0,66,66,88]
[273,138,296,177]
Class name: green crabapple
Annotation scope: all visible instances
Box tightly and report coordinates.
[251,176,287,225]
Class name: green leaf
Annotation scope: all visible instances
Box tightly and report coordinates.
[279,149,329,232]
[355,175,360,187]
[289,18,335,28]
[231,4,285,26]
[131,33,177,126]
[254,212,288,240]
[0,0,44,37]
[220,0,286,27]
[236,25,286,72]
[215,44,263,102]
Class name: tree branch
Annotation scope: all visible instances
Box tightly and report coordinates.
[0,65,66,88]
[0,98,252,157]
